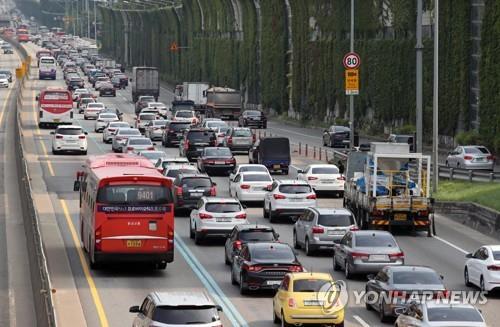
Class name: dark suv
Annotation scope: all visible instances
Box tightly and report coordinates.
[224,224,279,265]
[171,174,216,211]
[162,121,191,147]
[238,110,267,129]
[179,128,217,161]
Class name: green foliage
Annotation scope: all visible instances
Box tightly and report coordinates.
[394,124,416,134]
[435,180,500,212]
[455,131,484,146]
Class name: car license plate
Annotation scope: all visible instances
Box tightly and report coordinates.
[475,157,485,162]
[266,280,282,286]
[322,180,334,183]
[190,192,203,198]
[369,254,389,262]
[53,119,60,122]
[289,198,303,202]
[394,213,407,221]
[273,164,281,169]
[329,230,345,235]
[216,218,232,222]
[303,300,323,306]
[126,240,142,248]
[215,161,226,165]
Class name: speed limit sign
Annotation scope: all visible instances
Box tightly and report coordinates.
[343,52,361,69]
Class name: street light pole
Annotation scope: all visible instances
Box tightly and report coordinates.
[432,0,439,193]
[416,0,423,153]
[93,0,97,43]
[86,0,90,38]
[349,0,355,149]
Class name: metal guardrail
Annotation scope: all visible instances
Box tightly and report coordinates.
[437,165,499,182]
[2,36,57,327]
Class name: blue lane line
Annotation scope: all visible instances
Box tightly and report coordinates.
[174,234,248,327]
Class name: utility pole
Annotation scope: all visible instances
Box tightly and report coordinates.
[349,0,355,149]
[93,0,97,42]
[416,0,423,153]
[86,0,90,38]
[432,0,439,192]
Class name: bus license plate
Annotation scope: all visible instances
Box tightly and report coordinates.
[126,240,142,248]
[53,119,60,122]
[394,213,407,221]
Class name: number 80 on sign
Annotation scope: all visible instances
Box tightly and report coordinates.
[343,52,361,69]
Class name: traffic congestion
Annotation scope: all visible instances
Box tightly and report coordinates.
[3,23,500,327]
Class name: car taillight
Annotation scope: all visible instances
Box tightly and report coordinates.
[175,186,183,196]
[243,264,262,272]
[288,298,297,308]
[463,155,473,160]
[55,135,63,139]
[227,137,233,145]
[273,194,286,199]
[225,158,236,164]
[434,290,450,299]
[389,252,405,260]
[487,155,495,161]
[487,265,500,271]
[210,186,216,196]
[147,147,154,150]
[350,226,359,231]
[306,194,317,199]
[252,133,256,143]
[337,176,346,181]
[311,226,324,234]
[351,252,369,260]
[235,213,247,219]
[240,184,251,189]
[308,176,318,180]
[137,120,141,124]
[204,159,215,165]
[288,265,303,272]
[79,135,86,139]
[108,128,116,132]
[127,147,133,151]
[233,240,242,250]
[95,226,102,251]
[199,213,213,219]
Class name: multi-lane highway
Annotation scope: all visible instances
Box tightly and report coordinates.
[16,41,500,327]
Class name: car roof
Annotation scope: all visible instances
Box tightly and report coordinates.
[150,291,215,307]
[178,173,210,179]
[57,125,82,129]
[165,164,197,170]
[288,272,333,281]
[276,179,309,185]
[351,230,393,237]
[384,265,436,273]
[236,224,274,231]
[423,301,479,310]
[247,242,291,251]
[308,207,352,215]
[139,150,164,155]
[307,164,339,168]
[485,245,500,251]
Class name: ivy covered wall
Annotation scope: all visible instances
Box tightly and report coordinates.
[99,0,474,141]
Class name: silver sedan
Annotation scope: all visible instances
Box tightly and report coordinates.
[446,145,495,170]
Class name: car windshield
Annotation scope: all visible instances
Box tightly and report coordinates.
[139,114,156,120]
[311,167,340,174]
[166,168,197,178]
[392,271,442,285]
[181,178,212,188]
[110,123,129,128]
[118,129,141,136]
[239,166,268,173]
[246,111,261,116]
[81,98,95,104]
[176,111,194,118]
[152,306,219,325]
[100,114,117,119]
[318,214,354,227]
[141,152,164,160]
[355,234,398,247]
[153,120,167,126]
[464,146,490,154]
[140,97,154,102]
[97,185,171,204]
[207,121,227,128]
[252,245,295,261]
[427,307,483,322]
[170,123,190,131]
[233,129,252,137]
[204,148,231,156]
[293,279,331,292]
[239,230,275,242]
[218,127,230,134]
[278,185,311,194]
[493,251,500,260]
[188,131,215,142]
[57,128,82,135]
[205,203,241,213]
[242,174,271,182]
[0,74,7,79]
[129,138,152,145]
[88,104,104,108]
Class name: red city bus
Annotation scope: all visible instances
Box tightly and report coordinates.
[74,154,175,269]
[37,88,73,127]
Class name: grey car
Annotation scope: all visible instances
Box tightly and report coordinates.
[111,128,142,152]
[333,230,405,279]
[129,291,223,327]
[394,301,486,327]
[293,207,357,256]
[144,119,168,140]
[223,127,254,153]
[365,266,447,322]
[445,145,495,170]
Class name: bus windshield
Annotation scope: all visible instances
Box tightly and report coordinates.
[43,92,70,101]
[97,185,171,204]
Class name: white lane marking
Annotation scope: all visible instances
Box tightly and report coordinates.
[432,235,469,255]
[353,315,370,327]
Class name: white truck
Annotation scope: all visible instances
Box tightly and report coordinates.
[343,142,433,235]
[182,82,209,108]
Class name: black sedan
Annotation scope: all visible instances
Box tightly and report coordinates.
[99,82,116,97]
[231,242,303,294]
[197,147,236,175]
[238,110,267,129]
[224,224,279,265]
[365,265,447,323]
[322,125,351,148]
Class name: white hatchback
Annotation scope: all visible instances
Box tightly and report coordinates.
[94,112,119,132]
[189,197,248,244]
[229,172,273,202]
[296,164,345,196]
[263,179,317,223]
[83,102,105,120]
[51,125,88,155]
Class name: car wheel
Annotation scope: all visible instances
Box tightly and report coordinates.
[239,273,248,295]
[365,289,373,310]
[480,276,488,295]
[263,205,269,218]
[293,231,301,249]
[333,252,341,271]
[272,304,280,323]
[464,267,472,287]
[305,238,313,256]
[81,150,87,155]
[335,321,344,327]
[329,139,334,148]
[344,260,353,279]
[52,149,59,155]
[445,160,449,167]
[269,206,277,223]
[379,300,389,323]
[224,250,230,265]
[231,264,237,285]
[189,221,194,239]
[281,311,290,327]
[194,229,203,245]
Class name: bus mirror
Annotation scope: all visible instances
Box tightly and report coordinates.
[35,95,39,100]
[73,180,81,191]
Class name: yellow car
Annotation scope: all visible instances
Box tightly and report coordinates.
[272,272,345,327]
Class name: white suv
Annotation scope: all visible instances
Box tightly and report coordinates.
[190,197,248,245]
[296,164,345,196]
[263,179,317,223]
[51,125,88,155]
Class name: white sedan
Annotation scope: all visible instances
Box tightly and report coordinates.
[102,121,130,143]
[229,164,270,181]
[296,164,345,196]
[189,197,248,244]
[51,125,88,155]
[229,171,272,202]
[0,74,9,88]
[94,112,119,132]
[465,245,500,293]
[83,102,105,120]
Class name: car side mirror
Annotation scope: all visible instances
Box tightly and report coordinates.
[129,305,140,313]
[242,204,247,209]
[73,180,81,192]
[215,305,223,312]
[366,274,375,280]
[129,78,132,82]
[275,233,280,238]
[296,169,303,174]
[212,182,217,186]
[465,253,473,258]
[84,132,88,135]
[394,307,407,316]
[266,185,273,191]
[35,95,39,100]
[440,275,444,280]
[152,143,157,146]
[50,131,55,135]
